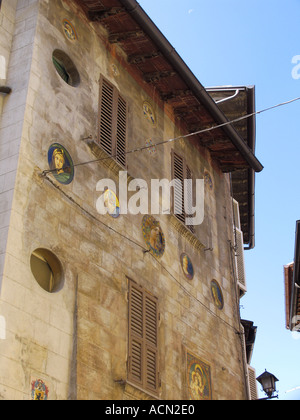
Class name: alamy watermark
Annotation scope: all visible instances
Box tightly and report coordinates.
[292,55,300,79]
[96,171,204,226]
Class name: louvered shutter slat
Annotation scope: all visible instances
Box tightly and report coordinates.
[98,78,127,167]
[99,79,114,155]
[116,95,127,167]
[128,282,159,394]
[146,347,158,391]
[173,153,185,223]
[185,165,195,233]
[131,340,142,379]
[129,284,144,385]
[235,228,247,290]
[248,366,258,400]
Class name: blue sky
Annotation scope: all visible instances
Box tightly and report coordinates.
[139,0,300,400]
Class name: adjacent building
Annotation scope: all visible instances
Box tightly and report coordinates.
[0,0,262,400]
[284,220,300,334]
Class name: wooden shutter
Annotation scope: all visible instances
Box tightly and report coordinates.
[128,281,159,394]
[98,77,127,167]
[185,165,195,234]
[145,294,158,392]
[171,151,195,233]
[232,199,247,296]
[248,366,258,400]
[128,284,144,386]
[172,151,185,224]
[116,94,127,167]
[99,78,114,156]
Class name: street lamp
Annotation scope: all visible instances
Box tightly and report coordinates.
[256,370,279,400]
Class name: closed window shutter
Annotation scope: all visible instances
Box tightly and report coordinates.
[128,282,159,394]
[98,77,127,167]
[248,366,258,400]
[116,94,127,167]
[186,165,195,234]
[128,283,144,386]
[232,199,247,295]
[172,151,185,225]
[99,78,114,156]
[172,151,195,233]
[145,295,158,392]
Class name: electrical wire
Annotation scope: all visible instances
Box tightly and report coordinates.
[41,95,300,175]
[43,171,243,334]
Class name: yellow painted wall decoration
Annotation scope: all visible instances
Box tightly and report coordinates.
[143,101,156,126]
[142,215,165,257]
[187,351,212,400]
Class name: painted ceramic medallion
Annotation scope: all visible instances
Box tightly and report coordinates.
[142,215,165,257]
[143,101,156,126]
[187,352,212,400]
[211,280,224,310]
[48,143,74,185]
[204,171,213,190]
[180,253,194,280]
[31,379,49,401]
[145,138,157,156]
[111,63,120,77]
[103,188,120,218]
[62,19,77,42]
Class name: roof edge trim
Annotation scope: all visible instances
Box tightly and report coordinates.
[119,0,263,173]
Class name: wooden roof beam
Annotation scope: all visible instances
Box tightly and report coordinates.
[88,7,125,22]
[160,89,192,102]
[128,51,162,64]
[109,30,145,43]
[143,70,176,84]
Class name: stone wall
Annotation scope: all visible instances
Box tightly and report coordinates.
[0,0,247,400]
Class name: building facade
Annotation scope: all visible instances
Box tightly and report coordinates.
[284,220,300,334]
[0,0,262,400]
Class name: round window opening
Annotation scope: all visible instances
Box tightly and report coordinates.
[30,249,64,293]
[52,49,80,87]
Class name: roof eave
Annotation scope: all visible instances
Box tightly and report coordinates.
[119,0,263,173]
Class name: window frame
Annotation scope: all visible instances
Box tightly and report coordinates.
[171,150,195,234]
[128,280,159,396]
[98,76,128,168]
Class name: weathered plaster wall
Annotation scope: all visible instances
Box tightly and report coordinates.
[0,0,39,307]
[0,0,247,400]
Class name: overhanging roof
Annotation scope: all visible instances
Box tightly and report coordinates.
[208,86,257,247]
[74,0,263,174]
[73,0,263,247]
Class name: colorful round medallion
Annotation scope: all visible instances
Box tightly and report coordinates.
[204,171,213,190]
[142,215,165,258]
[111,63,120,77]
[180,253,194,280]
[103,189,120,218]
[48,143,74,185]
[62,19,77,42]
[211,280,224,310]
[143,101,156,126]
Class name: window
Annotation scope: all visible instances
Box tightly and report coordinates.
[30,249,64,293]
[52,49,80,87]
[128,281,159,395]
[171,150,195,234]
[98,77,128,168]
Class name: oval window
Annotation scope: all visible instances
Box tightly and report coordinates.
[30,249,64,293]
[52,49,80,87]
